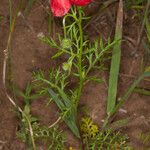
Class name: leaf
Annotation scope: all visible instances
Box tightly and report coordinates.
[107,0,123,114]
[134,88,150,96]
[48,88,80,138]
[103,69,150,128]
[86,76,104,83]
[24,105,30,115]
[145,17,150,43]
[52,51,64,59]
[24,0,36,17]
[108,118,130,131]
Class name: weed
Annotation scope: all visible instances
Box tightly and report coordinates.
[16,83,66,149]
[34,6,117,138]
[125,0,147,10]
[107,0,123,114]
[144,13,150,68]
[134,87,150,96]
[24,0,37,17]
[104,67,150,128]
[88,130,131,150]
[80,117,131,150]
[134,8,150,96]
[17,122,66,150]
[80,117,99,140]
[139,132,150,145]
[105,0,150,127]
[5,0,150,149]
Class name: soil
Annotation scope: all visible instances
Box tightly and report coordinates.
[0,0,150,150]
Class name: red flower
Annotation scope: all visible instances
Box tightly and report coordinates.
[50,0,92,17]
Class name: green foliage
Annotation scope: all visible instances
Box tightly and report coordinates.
[16,83,66,149]
[16,105,37,147]
[15,83,39,104]
[106,0,150,126]
[144,15,150,68]
[17,122,66,150]
[7,0,150,149]
[134,88,150,96]
[139,132,150,145]
[125,0,147,9]
[33,69,80,138]
[48,88,79,138]
[80,117,99,140]
[126,0,146,5]
[61,38,72,49]
[104,67,150,128]
[16,83,38,148]
[107,0,123,114]
[146,16,150,44]
[34,125,66,150]
[36,7,116,138]
[24,0,37,17]
[87,130,131,150]
[80,117,131,150]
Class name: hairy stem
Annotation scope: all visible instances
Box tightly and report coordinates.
[76,8,84,107]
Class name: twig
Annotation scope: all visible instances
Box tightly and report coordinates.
[3,49,36,150]
[48,117,61,128]
[0,140,6,144]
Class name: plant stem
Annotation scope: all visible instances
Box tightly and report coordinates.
[3,1,36,149]
[76,8,84,106]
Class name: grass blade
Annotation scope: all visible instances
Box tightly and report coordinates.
[134,88,150,96]
[112,69,150,116]
[107,0,123,114]
[48,88,80,138]
[24,0,36,17]
[104,68,150,128]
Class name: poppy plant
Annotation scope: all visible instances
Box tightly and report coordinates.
[50,0,92,17]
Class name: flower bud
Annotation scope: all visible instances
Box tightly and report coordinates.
[61,38,72,49]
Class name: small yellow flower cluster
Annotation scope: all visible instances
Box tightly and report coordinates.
[69,147,76,150]
[80,117,99,139]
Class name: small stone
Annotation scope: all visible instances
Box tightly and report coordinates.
[37,32,45,38]
[17,11,22,17]
[119,108,127,114]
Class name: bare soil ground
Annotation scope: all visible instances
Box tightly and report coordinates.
[0,0,150,149]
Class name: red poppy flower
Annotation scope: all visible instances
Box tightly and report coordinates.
[50,0,92,17]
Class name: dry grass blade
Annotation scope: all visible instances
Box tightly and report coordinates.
[2,1,36,149]
[107,0,123,114]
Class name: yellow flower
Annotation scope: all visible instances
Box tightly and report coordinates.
[69,147,76,150]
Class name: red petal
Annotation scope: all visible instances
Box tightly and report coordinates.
[70,0,92,6]
[50,0,71,17]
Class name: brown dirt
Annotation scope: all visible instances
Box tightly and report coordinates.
[0,0,150,150]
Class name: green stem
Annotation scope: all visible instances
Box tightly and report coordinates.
[76,8,84,106]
